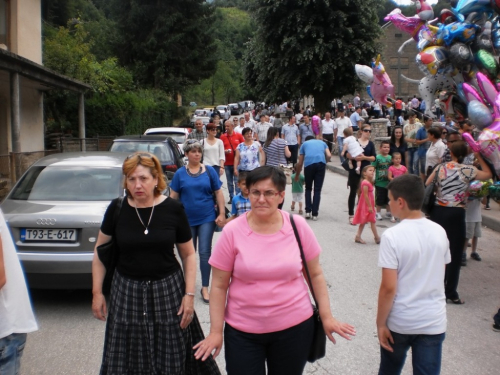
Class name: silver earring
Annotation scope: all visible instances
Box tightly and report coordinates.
[155,185,157,188]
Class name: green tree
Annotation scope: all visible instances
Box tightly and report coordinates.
[106,0,218,94]
[245,0,382,112]
[185,6,254,105]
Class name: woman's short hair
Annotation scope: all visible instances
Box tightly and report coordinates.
[246,166,286,192]
[242,127,253,136]
[206,123,217,131]
[183,139,204,154]
[427,127,442,138]
[122,152,166,197]
[449,140,469,163]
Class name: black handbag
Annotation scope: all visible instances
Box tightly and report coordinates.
[422,165,441,215]
[341,158,351,172]
[289,213,326,363]
[97,197,124,294]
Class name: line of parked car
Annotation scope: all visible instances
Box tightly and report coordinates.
[1,126,195,289]
[1,99,259,290]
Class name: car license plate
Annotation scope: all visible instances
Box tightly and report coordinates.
[21,228,77,242]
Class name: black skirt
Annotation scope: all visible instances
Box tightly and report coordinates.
[100,269,221,375]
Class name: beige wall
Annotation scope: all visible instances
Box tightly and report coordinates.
[10,0,42,64]
[19,82,43,150]
[379,23,422,100]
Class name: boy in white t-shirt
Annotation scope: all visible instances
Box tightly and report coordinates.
[341,127,364,173]
[377,174,450,374]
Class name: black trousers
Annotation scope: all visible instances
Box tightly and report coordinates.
[224,317,314,375]
[348,169,361,216]
[287,144,299,165]
[430,205,466,300]
[323,134,334,153]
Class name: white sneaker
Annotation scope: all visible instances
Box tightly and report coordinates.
[312,216,318,221]
[305,212,311,219]
[390,216,396,223]
[376,213,383,220]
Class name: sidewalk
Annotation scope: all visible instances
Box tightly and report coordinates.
[325,156,500,233]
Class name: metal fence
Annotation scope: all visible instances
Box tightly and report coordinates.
[0,136,116,201]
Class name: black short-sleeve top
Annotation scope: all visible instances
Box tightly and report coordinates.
[101,197,192,280]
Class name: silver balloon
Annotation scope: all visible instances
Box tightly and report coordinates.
[468,100,493,130]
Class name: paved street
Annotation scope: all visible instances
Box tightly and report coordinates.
[21,170,500,374]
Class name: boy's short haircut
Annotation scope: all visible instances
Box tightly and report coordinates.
[343,127,353,137]
[392,152,401,158]
[380,140,390,147]
[387,174,424,210]
[238,171,247,182]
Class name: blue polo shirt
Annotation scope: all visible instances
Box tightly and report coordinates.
[299,140,327,168]
[417,127,431,158]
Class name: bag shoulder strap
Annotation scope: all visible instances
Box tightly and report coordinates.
[289,213,319,307]
[111,197,124,235]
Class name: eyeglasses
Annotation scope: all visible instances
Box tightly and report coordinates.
[126,152,153,160]
[249,189,280,199]
[207,128,217,132]
[362,129,372,133]
[442,131,448,134]
[186,139,201,145]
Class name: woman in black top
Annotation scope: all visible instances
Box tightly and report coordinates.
[389,126,408,167]
[347,124,376,225]
[92,152,220,375]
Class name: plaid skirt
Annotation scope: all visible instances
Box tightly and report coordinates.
[100,269,221,375]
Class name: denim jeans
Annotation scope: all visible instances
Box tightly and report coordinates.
[190,220,216,287]
[224,317,314,375]
[224,165,240,199]
[0,333,27,375]
[304,162,326,217]
[379,331,445,375]
[407,148,419,176]
[337,136,345,163]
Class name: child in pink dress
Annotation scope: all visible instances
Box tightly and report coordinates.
[387,152,408,222]
[353,165,380,244]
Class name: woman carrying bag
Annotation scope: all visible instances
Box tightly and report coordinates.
[92,152,220,374]
[193,167,355,375]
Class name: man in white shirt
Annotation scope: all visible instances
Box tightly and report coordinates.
[334,109,352,163]
[234,117,246,134]
[321,112,336,153]
[282,115,300,165]
[295,109,303,125]
[243,112,255,131]
[254,115,272,143]
[353,94,360,108]
[377,175,449,375]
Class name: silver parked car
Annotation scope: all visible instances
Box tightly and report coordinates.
[0,152,128,289]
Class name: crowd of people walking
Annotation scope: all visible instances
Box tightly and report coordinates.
[1,97,499,375]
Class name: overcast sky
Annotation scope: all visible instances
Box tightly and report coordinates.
[392,0,439,5]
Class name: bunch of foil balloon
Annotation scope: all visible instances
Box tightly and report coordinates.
[378,0,500,178]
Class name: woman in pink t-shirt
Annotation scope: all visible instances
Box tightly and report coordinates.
[193,166,355,374]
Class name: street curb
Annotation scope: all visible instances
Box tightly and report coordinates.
[482,214,500,233]
[326,163,348,177]
[326,162,500,234]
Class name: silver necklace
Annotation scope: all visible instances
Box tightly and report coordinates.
[134,199,155,235]
[186,165,203,177]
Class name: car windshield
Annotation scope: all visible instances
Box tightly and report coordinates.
[144,133,185,143]
[109,141,175,162]
[216,106,226,111]
[9,166,123,201]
